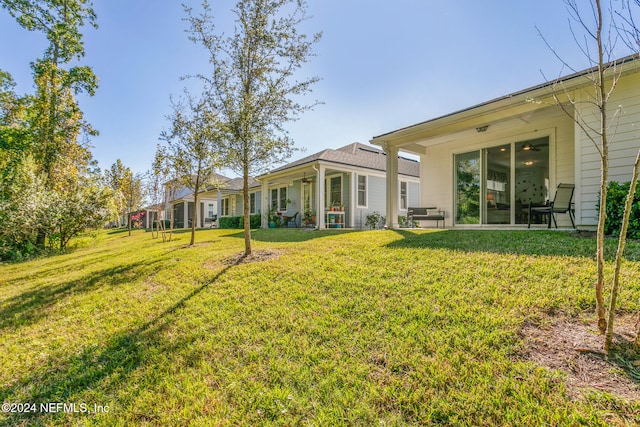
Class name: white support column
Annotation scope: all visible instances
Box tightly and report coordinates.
[349,172,355,229]
[261,179,269,228]
[384,144,400,229]
[183,201,189,229]
[217,190,222,224]
[317,164,326,229]
[419,153,428,207]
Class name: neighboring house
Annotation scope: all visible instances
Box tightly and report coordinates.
[256,142,420,229]
[370,55,640,229]
[199,176,262,220]
[163,173,229,228]
[143,203,166,229]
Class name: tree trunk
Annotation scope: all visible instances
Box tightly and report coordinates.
[128,208,132,236]
[243,163,251,256]
[595,0,608,335]
[191,177,200,246]
[596,152,608,334]
[604,150,640,350]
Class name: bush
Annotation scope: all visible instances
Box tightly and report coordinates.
[601,181,640,239]
[398,215,419,228]
[365,211,385,229]
[218,214,261,229]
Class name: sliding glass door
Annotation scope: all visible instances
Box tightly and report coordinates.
[485,144,511,224]
[455,137,549,226]
[515,137,549,224]
[455,151,480,224]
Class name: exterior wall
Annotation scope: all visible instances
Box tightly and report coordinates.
[408,181,420,209]
[421,105,575,227]
[575,72,640,227]
[351,174,420,228]
[354,174,386,228]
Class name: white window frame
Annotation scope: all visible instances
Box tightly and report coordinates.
[249,192,257,214]
[270,187,288,211]
[400,181,408,210]
[326,175,343,208]
[221,198,229,216]
[357,174,368,208]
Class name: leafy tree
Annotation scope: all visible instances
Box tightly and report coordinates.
[105,159,128,225]
[2,0,98,247]
[185,0,321,255]
[106,159,143,237]
[0,155,49,260]
[159,94,224,246]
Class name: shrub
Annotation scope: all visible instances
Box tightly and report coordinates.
[600,181,640,239]
[397,215,414,228]
[218,214,261,229]
[365,211,385,229]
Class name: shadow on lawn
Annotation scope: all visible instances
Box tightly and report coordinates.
[229,228,357,243]
[386,229,640,260]
[0,257,243,426]
[0,258,165,332]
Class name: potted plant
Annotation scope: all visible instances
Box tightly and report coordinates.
[267,208,280,228]
[303,209,316,226]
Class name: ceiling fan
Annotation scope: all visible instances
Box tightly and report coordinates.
[521,141,549,152]
[301,173,316,183]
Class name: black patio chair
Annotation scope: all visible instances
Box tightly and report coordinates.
[282,211,299,228]
[528,183,575,229]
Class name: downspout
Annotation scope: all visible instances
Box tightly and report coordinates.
[312,165,321,229]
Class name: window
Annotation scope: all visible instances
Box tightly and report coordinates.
[221,198,229,216]
[207,203,215,218]
[357,175,367,207]
[279,187,288,211]
[329,176,342,207]
[249,193,256,214]
[400,181,408,210]
[271,187,288,211]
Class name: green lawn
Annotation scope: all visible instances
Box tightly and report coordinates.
[1,228,639,426]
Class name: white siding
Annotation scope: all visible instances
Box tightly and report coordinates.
[575,72,640,227]
[354,175,386,228]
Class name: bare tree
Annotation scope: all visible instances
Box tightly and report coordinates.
[184,0,321,256]
[540,0,640,349]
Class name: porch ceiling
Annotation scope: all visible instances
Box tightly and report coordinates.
[380,100,565,155]
[260,162,353,186]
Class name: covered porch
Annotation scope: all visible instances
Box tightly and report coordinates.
[258,162,355,229]
[371,92,577,229]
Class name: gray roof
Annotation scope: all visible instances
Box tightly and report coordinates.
[221,176,261,191]
[264,142,419,177]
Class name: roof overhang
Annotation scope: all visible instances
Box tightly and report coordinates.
[370,54,640,153]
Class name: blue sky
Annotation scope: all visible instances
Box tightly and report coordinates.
[0,1,632,175]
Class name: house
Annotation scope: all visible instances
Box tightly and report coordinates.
[199,176,262,220]
[163,173,230,228]
[370,55,640,229]
[143,203,165,229]
[256,142,420,229]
